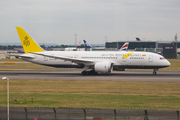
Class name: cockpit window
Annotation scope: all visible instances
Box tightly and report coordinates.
[160,57,165,60]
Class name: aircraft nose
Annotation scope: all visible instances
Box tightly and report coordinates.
[166,60,171,66]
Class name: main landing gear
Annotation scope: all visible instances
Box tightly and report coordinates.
[81,70,98,75]
[153,69,158,75]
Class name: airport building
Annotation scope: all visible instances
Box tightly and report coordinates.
[106,41,180,58]
[106,41,180,50]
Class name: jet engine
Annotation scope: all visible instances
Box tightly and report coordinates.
[94,61,113,73]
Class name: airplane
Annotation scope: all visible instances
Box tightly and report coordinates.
[119,42,129,51]
[136,37,141,41]
[16,27,171,75]
[83,40,129,51]
[83,40,92,48]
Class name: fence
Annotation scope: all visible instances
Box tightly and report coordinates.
[0,107,179,120]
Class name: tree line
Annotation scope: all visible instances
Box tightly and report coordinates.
[0,44,80,50]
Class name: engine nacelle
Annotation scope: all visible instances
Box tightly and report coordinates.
[94,61,113,73]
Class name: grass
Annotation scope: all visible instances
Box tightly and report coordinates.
[0,80,180,110]
[0,59,180,110]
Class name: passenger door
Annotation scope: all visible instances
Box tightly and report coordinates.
[149,55,153,62]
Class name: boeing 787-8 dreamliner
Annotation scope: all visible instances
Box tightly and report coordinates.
[16,27,170,75]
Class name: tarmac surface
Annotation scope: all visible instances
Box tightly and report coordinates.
[0,67,180,82]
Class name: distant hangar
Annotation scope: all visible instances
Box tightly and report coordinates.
[106,41,180,50]
[106,41,180,58]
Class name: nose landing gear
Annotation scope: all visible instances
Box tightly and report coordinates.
[153,69,158,75]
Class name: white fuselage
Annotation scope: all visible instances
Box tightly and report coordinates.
[19,51,170,69]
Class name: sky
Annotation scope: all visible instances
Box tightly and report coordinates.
[0,0,180,45]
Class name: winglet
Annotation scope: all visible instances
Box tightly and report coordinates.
[16,27,45,54]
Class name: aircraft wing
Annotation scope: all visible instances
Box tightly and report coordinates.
[8,54,35,59]
[30,52,95,65]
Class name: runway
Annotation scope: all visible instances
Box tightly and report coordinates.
[0,69,180,82]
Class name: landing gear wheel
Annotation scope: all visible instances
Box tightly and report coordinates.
[90,70,98,75]
[81,71,86,75]
[153,69,158,75]
[153,71,156,75]
[89,70,94,75]
[81,70,98,75]
[86,71,90,75]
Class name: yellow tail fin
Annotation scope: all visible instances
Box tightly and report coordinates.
[16,27,45,54]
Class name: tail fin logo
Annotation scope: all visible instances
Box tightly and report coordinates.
[16,26,45,54]
[23,36,30,47]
